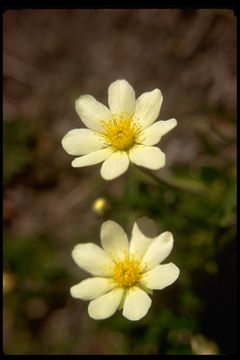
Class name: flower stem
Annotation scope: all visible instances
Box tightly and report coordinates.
[135,166,206,196]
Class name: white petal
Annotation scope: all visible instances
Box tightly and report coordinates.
[71,147,113,168]
[129,145,165,170]
[75,95,111,131]
[123,287,152,321]
[133,89,163,129]
[62,129,105,156]
[101,220,129,261]
[108,79,136,115]
[70,277,116,300]
[72,243,113,276]
[142,263,180,290]
[141,232,174,271]
[141,118,177,146]
[129,218,157,258]
[100,151,129,180]
[88,288,124,320]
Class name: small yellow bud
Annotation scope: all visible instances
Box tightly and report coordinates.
[92,197,111,217]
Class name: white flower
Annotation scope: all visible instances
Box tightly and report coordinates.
[62,79,177,180]
[70,218,180,321]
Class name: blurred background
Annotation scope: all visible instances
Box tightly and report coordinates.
[3,9,236,354]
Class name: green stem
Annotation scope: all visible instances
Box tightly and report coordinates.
[135,166,206,196]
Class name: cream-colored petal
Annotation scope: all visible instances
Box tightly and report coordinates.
[140,118,177,146]
[141,232,174,271]
[141,263,180,290]
[75,95,111,131]
[101,220,129,261]
[122,287,152,321]
[108,79,136,116]
[88,288,124,320]
[129,145,165,170]
[129,218,157,258]
[133,89,163,129]
[62,128,105,156]
[70,277,116,300]
[100,151,130,180]
[72,243,113,276]
[71,147,113,168]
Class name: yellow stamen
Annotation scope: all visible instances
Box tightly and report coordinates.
[112,255,142,288]
[99,113,141,151]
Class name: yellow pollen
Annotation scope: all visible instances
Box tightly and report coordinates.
[113,256,142,288]
[99,113,141,151]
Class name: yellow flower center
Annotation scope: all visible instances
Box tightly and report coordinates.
[99,113,141,151]
[113,256,142,288]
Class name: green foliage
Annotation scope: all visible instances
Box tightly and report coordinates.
[4,232,69,283]
[3,118,34,183]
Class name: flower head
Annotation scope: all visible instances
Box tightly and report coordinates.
[62,79,177,180]
[70,218,180,321]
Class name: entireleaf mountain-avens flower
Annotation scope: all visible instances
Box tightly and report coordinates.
[70,218,180,321]
[62,79,177,180]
